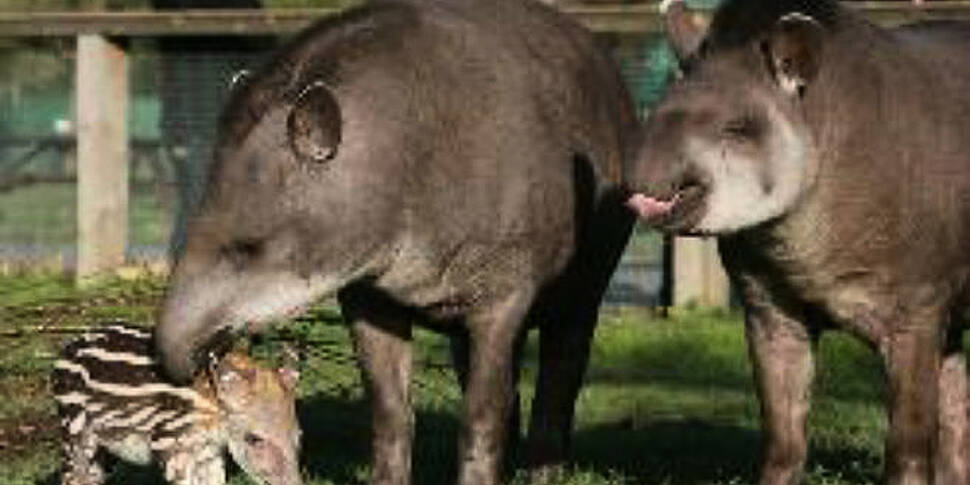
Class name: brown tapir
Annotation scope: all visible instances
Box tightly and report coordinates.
[153,0,636,484]
[624,0,970,484]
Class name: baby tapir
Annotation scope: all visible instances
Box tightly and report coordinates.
[52,323,302,485]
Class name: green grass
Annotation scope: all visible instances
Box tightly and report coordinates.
[0,276,895,484]
[0,183,173,248]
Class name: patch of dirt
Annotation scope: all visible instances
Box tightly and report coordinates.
[0,374,53,400]
[0,414,59,458]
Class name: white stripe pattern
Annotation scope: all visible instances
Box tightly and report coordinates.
[54,391,90,405]
[162,412,200,432]
[93,409,126,428]
[152,436,177,450]
[86,401,107,413]
[81,332,106,342]
[104,325,152,339]
[138,410,180,432]
[54,360,218,413]
[76,347,154,366]
[67,412,87,435]
[110,405,160,429]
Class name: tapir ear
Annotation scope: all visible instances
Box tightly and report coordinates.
[228,69,251,91]
[286,81,341,165]
[212,353,259,409]
[762,12,826,97]
[277,342,301,392]
[277,367,300,393]
[215,353,258,385]
[662,0,712,60]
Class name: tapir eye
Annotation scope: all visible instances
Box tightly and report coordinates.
[221,239,265,268]
[722,116,762,140]
[244,433,265,446]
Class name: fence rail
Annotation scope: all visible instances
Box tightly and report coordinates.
[2,2,970,37]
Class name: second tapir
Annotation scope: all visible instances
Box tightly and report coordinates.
[625,0,970,484]
[154,0,636,484]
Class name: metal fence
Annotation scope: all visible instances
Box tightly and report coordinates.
[0,37,271,265]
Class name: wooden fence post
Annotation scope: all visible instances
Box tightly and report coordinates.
[76,34,128,281]
[672,236,730,308]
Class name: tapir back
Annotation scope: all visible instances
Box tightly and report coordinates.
[799,20,970,279]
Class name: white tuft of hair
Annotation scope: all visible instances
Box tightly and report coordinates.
[659,0,682,14]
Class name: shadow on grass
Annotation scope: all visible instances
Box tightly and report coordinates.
[569,418,880,485]
[568,418,760,484]
[299,392,372,484]
[37,457,168,485]
[299,392,464,485]
[298,393,758,485]
[807,444,882,484]
[300,393,759,485]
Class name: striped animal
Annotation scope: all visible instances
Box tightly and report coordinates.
[52,323,303,485]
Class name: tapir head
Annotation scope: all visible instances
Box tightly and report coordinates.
[624,0,833,235]
[156,76,349,383]
[213,352,303,485]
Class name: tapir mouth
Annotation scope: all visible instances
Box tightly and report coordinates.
[625,180,706,230]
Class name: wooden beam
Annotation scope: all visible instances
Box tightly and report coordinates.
[847,0,970,26]
[0,9,342,37]
[672,237,730,308]
[564,4,661,33]
[1,2,969,37]
[76,34,128,281]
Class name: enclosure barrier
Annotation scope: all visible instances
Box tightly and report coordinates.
[2,1,969,301]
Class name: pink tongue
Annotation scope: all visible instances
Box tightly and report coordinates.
[626,193,675,220]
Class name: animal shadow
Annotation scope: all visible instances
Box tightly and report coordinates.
[298,392,463,485]
[569,417,880,484]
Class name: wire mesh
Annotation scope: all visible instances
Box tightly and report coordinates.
[0,39,76,267]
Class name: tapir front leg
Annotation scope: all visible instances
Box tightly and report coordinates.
[341,286,414,485]
[741,278,817,485]
[882,312,943,485]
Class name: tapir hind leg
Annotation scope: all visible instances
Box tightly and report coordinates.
[456,289,536,485]
[451,326,527,470]
[937,322,968,485]
[526,198,634,478]
[526,300,598,477]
